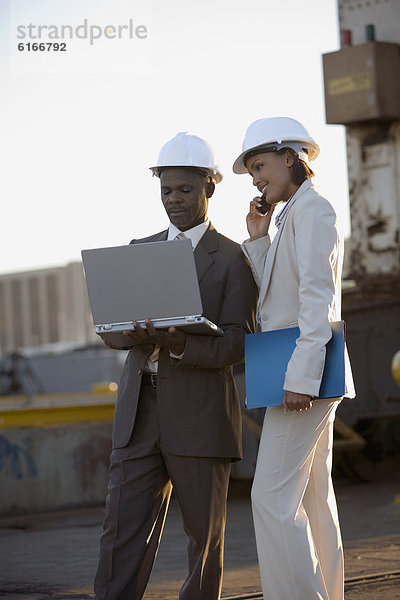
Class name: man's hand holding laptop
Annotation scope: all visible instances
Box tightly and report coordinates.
[123,318,186,356]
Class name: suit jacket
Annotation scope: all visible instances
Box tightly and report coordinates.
[109,223,258,458]
[242,179,355,399]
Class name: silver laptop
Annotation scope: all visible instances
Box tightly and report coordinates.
[81,238,223,347]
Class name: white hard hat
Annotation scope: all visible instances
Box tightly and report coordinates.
[150,131,223,183]
[233,117,320,174]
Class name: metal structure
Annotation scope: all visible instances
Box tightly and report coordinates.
[323,0,400,278]
[322,0,400,459]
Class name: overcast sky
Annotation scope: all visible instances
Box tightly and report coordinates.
[0,0,349,274]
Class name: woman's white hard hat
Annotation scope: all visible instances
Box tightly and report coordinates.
[233,117,320,174]
[150,131,223,183]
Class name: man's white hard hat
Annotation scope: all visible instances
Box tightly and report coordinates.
[233,117,320,174]
[150,131,223,183]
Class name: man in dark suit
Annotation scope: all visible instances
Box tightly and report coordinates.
[94,132,258,600]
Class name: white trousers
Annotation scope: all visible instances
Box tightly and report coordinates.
[251,399,343,600]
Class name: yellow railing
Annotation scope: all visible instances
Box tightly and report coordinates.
[0,392,116,428]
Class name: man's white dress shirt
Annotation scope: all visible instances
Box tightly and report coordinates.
[145,220,210,372]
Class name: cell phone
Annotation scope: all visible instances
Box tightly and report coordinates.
[257,195,272,215]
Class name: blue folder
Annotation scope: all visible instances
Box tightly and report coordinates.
[245,321,346,409]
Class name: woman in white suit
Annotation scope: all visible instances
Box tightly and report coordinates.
[233,117,355,600]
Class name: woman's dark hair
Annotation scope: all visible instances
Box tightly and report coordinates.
[277,148,314,185]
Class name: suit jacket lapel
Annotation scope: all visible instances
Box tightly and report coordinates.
[257,220,285,306]
[151,230,168,242]
[258,180,313,307]
[194,223,218,282]
[138,224,217,282]
[130,230,168,244]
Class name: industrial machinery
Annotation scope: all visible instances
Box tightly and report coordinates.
[322,0,400,465]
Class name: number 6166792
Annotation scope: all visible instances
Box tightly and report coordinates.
[18,42,67,51]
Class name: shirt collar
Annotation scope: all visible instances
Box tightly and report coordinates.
[168,219,210,249]
[274,195,295,229]
[274,179,313,228]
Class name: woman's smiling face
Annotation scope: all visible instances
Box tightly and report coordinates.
[246,150,298,205]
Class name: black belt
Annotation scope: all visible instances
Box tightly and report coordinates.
[142,372,158,388]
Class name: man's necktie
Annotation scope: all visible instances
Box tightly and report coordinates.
[147,232,188,369]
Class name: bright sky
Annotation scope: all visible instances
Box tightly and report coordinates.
[0,0,349,275]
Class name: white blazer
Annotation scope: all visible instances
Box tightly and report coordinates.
[242,179,355,399]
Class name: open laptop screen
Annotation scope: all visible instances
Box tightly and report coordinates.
[81,239,204,326]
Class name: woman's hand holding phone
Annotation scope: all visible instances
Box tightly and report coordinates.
[246,195,275,241]
[257,195,272,215]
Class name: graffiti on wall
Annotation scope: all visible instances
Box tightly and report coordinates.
[0,435,37,479]
[73,435,111,490]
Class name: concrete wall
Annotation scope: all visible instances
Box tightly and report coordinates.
[0,365,260,515]
[0,422,112,516]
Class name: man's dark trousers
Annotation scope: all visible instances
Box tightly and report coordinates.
[94,384,231,600]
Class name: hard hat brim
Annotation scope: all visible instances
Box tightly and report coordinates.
[150,165,223,183]
[233,140,320,174]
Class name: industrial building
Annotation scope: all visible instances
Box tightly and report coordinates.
[0,261,97,356]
